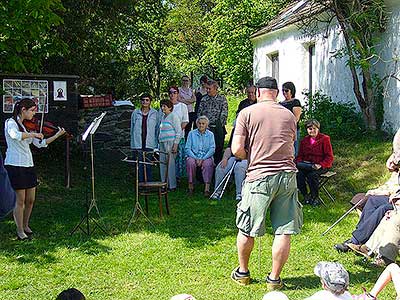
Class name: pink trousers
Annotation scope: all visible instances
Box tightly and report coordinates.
[186,157,214,184]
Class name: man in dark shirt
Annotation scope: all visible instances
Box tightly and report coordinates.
[198,80,228,165]
[236,85,257,115]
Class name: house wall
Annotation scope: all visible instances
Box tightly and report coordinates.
[252,1,400,132]
[374,1,400,131]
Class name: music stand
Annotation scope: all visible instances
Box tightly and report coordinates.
[121,150,155,229]
[71,112,107,236]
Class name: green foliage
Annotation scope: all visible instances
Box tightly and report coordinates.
[203,0,290,89]
[302,91,365,139]
[0,0,66,72]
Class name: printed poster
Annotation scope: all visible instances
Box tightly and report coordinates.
[53,81,67,101]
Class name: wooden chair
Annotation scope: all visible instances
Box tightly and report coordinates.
[138,150,170,217]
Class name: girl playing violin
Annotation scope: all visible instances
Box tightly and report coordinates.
[4,98,65,240]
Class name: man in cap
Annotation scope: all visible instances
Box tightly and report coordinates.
[230,76,303,289]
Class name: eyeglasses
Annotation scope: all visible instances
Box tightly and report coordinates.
[182,79,190,82]
[169,91,178,94]
[283,89,290,93]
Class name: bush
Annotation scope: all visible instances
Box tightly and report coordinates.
[301,91,365,139]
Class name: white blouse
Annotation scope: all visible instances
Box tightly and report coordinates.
[4,118,47,167]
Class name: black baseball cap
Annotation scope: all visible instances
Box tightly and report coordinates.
[256,77,278,90]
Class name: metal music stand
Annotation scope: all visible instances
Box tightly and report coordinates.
[121,150,155,229]
[210,160,237,200]
[71,112,107,236]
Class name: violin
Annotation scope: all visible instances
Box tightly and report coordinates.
[23,117,71,138]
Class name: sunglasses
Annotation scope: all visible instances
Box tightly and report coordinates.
[283,89,290,93]
[169,91,178,94]
[141,98,151,102]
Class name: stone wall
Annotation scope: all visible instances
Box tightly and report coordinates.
[78,106,135,150]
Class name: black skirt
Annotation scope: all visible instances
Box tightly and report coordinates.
[4,165,38,190]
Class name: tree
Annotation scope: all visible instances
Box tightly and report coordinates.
[0,0,66,73]
[203,0,290,89]
[302,0,387,130]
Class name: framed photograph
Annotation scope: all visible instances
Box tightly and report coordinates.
[53,81,67,101]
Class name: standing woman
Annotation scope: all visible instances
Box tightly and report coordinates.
[4,98,65,240]
[130,93,160,182]
[159,100,182,190]
[169,86,189,180]
[178,75,196,138]
[280,82,302,156]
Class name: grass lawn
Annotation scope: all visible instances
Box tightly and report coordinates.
[0,133,397,300]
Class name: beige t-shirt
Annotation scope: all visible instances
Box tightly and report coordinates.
[234,101,297,182]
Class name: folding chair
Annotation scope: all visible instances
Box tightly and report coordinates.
[318,171,337,204]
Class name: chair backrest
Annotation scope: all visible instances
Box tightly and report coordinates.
[141,150,169,186]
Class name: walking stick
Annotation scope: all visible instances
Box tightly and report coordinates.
[210,160,237,200]
[321,196,366,236]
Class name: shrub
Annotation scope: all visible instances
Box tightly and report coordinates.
[301,91,365,139]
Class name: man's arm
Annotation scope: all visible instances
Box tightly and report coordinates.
[232,134,247,160]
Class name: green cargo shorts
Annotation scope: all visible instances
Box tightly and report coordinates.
[236,171,303,237]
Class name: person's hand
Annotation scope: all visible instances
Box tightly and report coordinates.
[33,132,44,140]
[172,144,178,154]
[386,154,399,172]
[221,158,228,168]
[313,163,322,170]
[385,210,394,220]
[196,159,202,167]
[56,127,66,138]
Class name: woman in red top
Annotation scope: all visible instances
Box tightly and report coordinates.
[295,119,334,206]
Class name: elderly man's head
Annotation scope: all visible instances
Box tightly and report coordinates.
[256,77,279,101]
[206,80,219,97]
[247,85,256,102]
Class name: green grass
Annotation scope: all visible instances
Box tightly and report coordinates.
[0,134,397,300]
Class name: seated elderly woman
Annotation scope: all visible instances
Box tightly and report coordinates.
[295,119,334,206]
[185,116,215,197]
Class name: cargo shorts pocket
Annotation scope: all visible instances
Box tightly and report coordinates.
[236,201,251,234]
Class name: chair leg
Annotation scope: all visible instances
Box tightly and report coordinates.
[158,189,163,218]
[165,193,170,215]
[322,185,335,202]
[145,195,149,215]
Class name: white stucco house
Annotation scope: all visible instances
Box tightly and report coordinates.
[251,0,400,131]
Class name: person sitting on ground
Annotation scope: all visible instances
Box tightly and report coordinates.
[306,261,400,300]
[159,99,182,191]
[56,288,85,300]
[295,119,334,206]
[185,116,215,197]
[212,129,247,201]
[335,128,400,254]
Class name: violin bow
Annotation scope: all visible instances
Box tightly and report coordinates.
[39,96,46,134]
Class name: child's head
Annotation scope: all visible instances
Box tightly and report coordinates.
[170,294,196,300]
[56,288,85,300]
[262,291,289,300]
[314,261,349,295]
